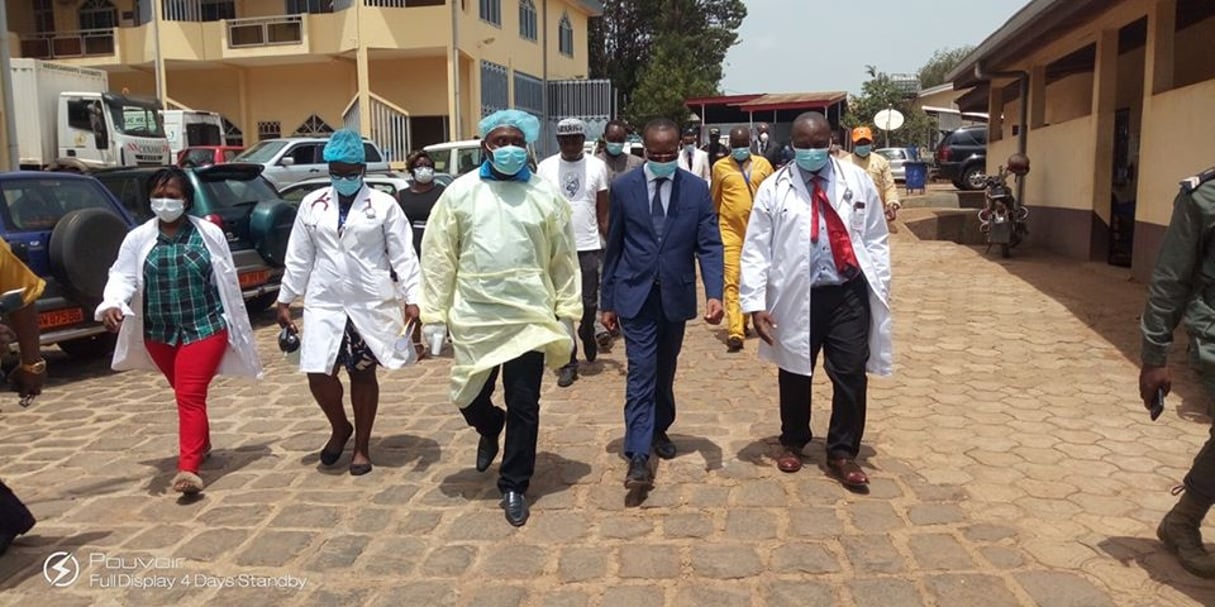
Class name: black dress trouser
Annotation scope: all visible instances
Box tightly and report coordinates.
[461,352,545,494]
[778,277,871,459]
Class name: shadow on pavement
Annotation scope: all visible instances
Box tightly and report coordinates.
[436,451,590,505]
[1097,536,1215,605]
[295,433,442,475]
[603,434,724,471]
[138,442,274,498]
[965,247,1213,422]
[0,530,112,591]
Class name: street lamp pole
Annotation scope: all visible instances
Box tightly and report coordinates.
[0,0,21,170]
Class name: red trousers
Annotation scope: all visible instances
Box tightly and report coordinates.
[145,331,228,473]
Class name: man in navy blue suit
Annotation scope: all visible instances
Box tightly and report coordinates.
[601,117,725,491]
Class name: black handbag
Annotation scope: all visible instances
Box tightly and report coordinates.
[0,480,36,555]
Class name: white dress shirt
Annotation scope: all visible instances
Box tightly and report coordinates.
[799,161,845,287]
[643,163,673,215]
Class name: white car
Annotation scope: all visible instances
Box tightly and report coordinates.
[277,172,454,206]
[233,136,392,189]
[876,147,910,182]
[424,139,541,176]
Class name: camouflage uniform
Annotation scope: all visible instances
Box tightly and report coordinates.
[1141,166,1215,578]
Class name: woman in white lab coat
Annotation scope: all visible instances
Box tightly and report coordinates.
[276,129,421,476]
[97,167,263,496]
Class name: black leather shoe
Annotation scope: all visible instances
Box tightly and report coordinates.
[476,428,501,473]
[625,454,653,489]
[500,491,530,527]
[653,432,677,460]
[557,366,578,387]
[726,336,744,352]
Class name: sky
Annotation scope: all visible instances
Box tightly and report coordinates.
[720,0,1030,96]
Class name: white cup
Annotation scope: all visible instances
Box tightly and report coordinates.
[430,333,444,356]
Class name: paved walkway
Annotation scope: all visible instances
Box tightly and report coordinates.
[2,228,1215,606]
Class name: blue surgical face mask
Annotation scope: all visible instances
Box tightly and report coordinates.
[731,147,751,161]
[490,145,529,176]
[854,144,872,157]
[331,173,363,197]
[648,159,678,178]
[605,142,625,156]
[794,147,831,173]
[683,144,697,154]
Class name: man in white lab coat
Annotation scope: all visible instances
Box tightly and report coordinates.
[739,112,893,489]
[680,127,712,184]
[421,109,582,527]
[277,129,422,477]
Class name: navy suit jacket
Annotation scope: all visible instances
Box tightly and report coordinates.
[601,167,724,321]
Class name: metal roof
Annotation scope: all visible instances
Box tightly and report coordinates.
[574,0,605,16]
[732,91,849,112]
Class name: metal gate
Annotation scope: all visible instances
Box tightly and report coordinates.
[539,78,613,158]
[480,60,510,119]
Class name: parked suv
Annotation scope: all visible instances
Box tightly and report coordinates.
[95,163,296,313]
[935,125,988,190]
[233,137,390,189]
[0,171,136,359]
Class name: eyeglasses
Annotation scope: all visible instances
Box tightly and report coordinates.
[330,172,363,181]
[646,152,679,163]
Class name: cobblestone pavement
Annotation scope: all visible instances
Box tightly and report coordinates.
[3,228,1215,606]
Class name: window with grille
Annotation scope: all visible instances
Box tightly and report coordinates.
[558,13,573,57]
[293,114,335,137]
[257,121,282,141]
[519,0,537,41]
[222,117,244,146]
[33,0,55,33]
[79,0,118,30]
[479,0,501,26]
[513,71,543,115]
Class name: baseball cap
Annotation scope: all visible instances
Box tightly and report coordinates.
[852,127,873,143]
[557,118,586,137]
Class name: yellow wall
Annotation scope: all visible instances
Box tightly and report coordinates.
[370,57,450,117]
[1024,117,1096,211]
[1043,72,1093,125]
[1134,77,1215,225]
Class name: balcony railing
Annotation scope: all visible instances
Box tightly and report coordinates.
[20,29,116,60]
[227,16,304,48]
[363,1,446,6]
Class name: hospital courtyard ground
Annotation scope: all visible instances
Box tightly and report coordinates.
[2,223,1215,606]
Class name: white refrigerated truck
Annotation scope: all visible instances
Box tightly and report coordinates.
[9,58,171,171]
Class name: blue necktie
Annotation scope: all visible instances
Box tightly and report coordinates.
[651,177,667,239]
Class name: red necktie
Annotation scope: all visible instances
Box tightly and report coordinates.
[811,176,860,274]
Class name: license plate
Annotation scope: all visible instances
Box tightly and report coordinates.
[239,270,270,289]
[39,308,84,330]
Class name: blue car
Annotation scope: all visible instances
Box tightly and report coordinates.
[0,171,135,359]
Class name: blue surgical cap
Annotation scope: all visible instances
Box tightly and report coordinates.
[322,129,366,164]
[478,109,541,144]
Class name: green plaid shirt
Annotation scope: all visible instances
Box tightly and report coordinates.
[143,221,227,345]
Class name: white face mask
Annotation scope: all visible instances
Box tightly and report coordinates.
[412,166,435,184]
[150,197,186,223]
[759,132,770,143]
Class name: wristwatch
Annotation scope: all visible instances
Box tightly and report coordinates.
[20,359,46,375]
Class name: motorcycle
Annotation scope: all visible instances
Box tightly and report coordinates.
[976,160,1030,259]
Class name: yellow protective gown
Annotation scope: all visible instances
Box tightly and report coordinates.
[420,171,583,407]
[710,154,774,341]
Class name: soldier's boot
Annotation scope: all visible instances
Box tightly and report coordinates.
[1157,488,1215,578]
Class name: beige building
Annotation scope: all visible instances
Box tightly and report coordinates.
[949,0,1215,280]
[2,0,601,165]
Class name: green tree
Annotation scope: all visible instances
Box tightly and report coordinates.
[589,0,747,125]
[918,45,975,89]
[845,66,935,149]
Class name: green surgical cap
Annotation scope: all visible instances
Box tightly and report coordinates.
[323,129,366,164]
[478,109,540,144]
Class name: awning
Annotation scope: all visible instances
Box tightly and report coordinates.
[733,92,848,113]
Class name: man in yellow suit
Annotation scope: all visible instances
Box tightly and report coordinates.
[711,126,774,352]
[845,127,901,233]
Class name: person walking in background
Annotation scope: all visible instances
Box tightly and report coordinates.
[601,118,724,492]
[593,119,644,350]
[844,127,901,233]
[740,112,893,489]
[1139,166,1215,578]
[276,129,421,477]
[421,109,582,527]
[0,238,49,551]
[97,167,263,495]
[398,150,446,257]
[711,126,774,353]
[537,118,610,388]
[680,127,712,184]
[705,127,729,166]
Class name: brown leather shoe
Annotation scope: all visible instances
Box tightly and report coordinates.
[777,448,802,473]
[828,458,869,487]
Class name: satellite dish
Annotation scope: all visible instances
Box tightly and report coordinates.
[873,108,905,131]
